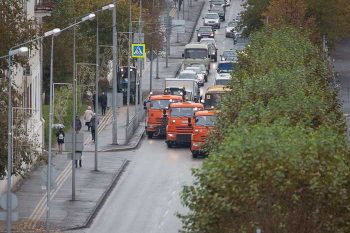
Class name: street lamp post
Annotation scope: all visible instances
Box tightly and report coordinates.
[45,27,61,232]
[94,3,115,172]
[126,0,132,129]
[112,0,118,145]
[72,13,96,201]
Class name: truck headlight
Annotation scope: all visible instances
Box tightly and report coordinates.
[198,33,201,36]
[210,33,214,36]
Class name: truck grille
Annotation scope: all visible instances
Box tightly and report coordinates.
[155,117,164,124]
[176,134,191,143]
[175,126,192,133]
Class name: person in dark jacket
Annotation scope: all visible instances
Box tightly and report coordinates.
[90,113,99,142]
[75,116,82,132]
[99,92,107,116]
[56,127,65,153]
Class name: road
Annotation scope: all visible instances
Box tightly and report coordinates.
[83,1,244,232]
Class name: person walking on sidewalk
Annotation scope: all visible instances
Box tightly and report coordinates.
[173,0,177,8]
[90,113,99,142]
[75,116,82,132]
[99,92,107,116]
[56,126,65,153]
[84,106,94,131]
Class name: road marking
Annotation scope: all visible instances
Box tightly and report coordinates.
[169,7,176,17]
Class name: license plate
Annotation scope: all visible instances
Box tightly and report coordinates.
[182,120,188,124]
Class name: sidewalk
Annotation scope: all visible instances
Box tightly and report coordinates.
[14,106,141,231]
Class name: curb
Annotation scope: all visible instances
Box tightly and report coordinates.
[102,126,145,152]
[65,159,130,231]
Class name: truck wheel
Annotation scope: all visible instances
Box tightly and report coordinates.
[147,132,153,139]
[166,141,172,148]
[192,151,198,159]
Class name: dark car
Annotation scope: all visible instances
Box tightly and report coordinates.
[210,5,225,21]
[221,50,236,61]
[197,26,215,42]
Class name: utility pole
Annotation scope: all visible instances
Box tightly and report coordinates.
[95,15,99,171]
[126,0,132,128]
[112,0,118,144]
[137,0,143,111]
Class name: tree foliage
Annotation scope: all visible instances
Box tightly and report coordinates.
[241,0,350,45]
[179,26,350,233]
[0,0,41,178]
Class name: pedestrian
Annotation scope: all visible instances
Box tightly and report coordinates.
[75,116,82,132]
[83,106,94,131]
[92,93,96,111]
[99,92,107,116]
[90,113,99,142]
[173,0,177,7]
[178,0,183,10]
[56,126,65,153]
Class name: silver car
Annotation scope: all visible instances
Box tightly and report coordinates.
[185,67,205,86]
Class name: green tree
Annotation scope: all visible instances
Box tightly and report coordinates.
[180,26,349,233]
[0,0,41,178]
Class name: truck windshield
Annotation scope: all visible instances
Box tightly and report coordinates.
[204,93,223,109]
[195,115,216,126]
[150,100,171,109]
[185,49,208,59]
[171,107,199,117]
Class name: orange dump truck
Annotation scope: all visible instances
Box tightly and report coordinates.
[166,102,204,147]
[191,110,216,158]
[144,95,183,138]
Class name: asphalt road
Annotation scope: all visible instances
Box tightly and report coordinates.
[82,1,244,233]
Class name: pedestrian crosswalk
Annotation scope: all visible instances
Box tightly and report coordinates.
[169,7,176,17]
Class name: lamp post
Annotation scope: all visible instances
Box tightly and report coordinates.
[126,0,132,128]
[72,13,96,201]
[112,0,118,145]
[94,4,115,171]
[44,27,61,233]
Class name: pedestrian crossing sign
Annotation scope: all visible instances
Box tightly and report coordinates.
[132,44,146,58]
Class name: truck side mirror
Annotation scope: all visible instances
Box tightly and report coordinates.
[143,101,147,110]
[182,53,184,58]
[163,109,167,116]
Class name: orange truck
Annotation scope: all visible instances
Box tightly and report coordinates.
[166,101,204,147]
[144,94,183,138]
[190,110,216,158]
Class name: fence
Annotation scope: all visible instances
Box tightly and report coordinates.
[126,105,145,141]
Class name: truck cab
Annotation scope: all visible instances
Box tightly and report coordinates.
[191,110,216,158]
[166,102,204,147]
[145,95,183,138]
[203,85,229,110]
[182,43,211,72]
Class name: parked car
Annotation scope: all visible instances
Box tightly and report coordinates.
[191,64,208,82]
[197,26,215,42]
[221,50,236,61]
[217,61,235,74]
[203,12,220,29]
[225,21,237,38]
[209,5,225,21]
[200,38,218,62]
[185,66,205,86]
